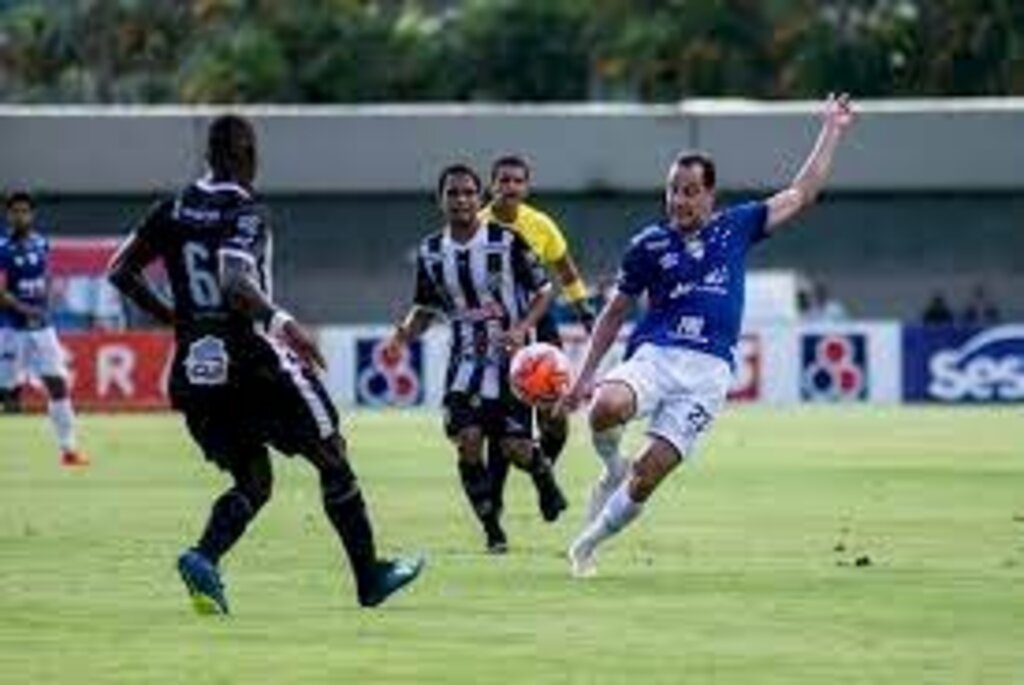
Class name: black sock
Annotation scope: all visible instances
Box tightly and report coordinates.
[525,447,561,498]
[322,474,379,594]
[458,460,500,534]
[485,440,511,516]
[539,414,569,465]
[196,489,256,565]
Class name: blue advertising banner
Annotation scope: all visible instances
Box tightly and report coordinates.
[354,337,424,407]
[903,325,1024,403]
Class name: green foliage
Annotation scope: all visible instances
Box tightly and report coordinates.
[0,0,1021,102]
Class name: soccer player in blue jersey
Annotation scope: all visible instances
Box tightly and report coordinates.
[0,191,89,466]
[558,94,855,577]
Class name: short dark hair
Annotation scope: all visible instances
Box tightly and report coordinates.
[436,163,482,198]
[490,154,531,182]
[207,114,257,180]
[672,151,716,190]
[5,190,34,209]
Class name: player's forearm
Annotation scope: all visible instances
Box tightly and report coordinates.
[108,270,174,325]
[521,284,555,331]
[790,119,843,205]
[396,307,434,342]
[221,268,276,325]
[577,294,629,382]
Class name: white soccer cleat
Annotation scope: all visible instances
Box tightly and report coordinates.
[567,537,598,579]
[584,463,628,525]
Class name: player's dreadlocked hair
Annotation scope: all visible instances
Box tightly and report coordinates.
[207,114,257,184]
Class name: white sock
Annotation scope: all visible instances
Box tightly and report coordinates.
[576,481,643,555]
[48,398,77,451]
[591,426,627,480]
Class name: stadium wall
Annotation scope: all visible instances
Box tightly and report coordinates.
[2,101,1022,321]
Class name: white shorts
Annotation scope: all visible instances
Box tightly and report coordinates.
[599,343,732,460]
[0,327,68,387]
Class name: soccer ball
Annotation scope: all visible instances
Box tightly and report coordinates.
[509,342,572,406]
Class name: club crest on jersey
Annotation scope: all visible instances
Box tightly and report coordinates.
[684,237,705,260]
[185,335,229,386]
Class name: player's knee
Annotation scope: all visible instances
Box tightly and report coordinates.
[589,385,633,432]
[502,438,533,468]
[42,375,68,400]
[236,466,273,511]
[456,429,484,463]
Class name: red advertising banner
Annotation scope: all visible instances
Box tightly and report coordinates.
[728,334,761,402]
[22,331,174,411]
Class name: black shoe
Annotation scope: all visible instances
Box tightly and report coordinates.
[532,465,568,523]
[485,521,508,555]
[538,481,568,522]
[358,556,425,608]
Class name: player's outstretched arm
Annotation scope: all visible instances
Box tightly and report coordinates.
[766,93,855,231]
[504,283,556,350]
[220,251,326,371]
[107,233,175,326]
[557,289,631,414]
[552,254,596,331]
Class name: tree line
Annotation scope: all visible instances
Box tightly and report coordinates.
[0,0,1020,104]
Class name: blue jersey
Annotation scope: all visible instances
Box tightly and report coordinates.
[617,201,769,366]
[0,230,51,330]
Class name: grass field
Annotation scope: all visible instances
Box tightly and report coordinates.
[1,407,1023,684]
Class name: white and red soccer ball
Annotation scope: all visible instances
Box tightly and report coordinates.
[509,342,573,406]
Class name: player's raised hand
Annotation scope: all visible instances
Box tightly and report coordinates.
[500,324,529,354]
[554,374,593,417]
[280,319,327,372]
[381,329,406,366]
[824,92,855,131]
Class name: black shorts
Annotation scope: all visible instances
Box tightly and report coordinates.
[535,311,563,347]
[443,392,533,441]
[170,334,339,469]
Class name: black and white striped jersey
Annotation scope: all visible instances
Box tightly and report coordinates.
[133,175,273,344]
[414,221,551,399]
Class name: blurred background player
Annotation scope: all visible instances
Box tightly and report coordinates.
[108,114,422,614]
[559,94,855,577]
[0,191,88,466]
[479,154,594,521]
[387,163,567,553]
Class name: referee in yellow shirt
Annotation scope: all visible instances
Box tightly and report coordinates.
[481,154,595,524]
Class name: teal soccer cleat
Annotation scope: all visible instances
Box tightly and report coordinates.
[358,556,426,608]
[177,549,229,615]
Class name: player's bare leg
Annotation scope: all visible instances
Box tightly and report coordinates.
[583,381,634,524]
[569,435,679,578]
[456,428,506,553]
[41,375,88,467]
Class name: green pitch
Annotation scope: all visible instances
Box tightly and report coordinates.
[1,408,1022,684]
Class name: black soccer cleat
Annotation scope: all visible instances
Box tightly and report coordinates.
[358,556,425,608]
[485,522,509,555]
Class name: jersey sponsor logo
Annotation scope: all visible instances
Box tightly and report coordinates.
[903,325,1024,403]
[801,333,869,402]
[674,315,707,343]
[669,282,693,300]
[452,300,507,324]
[658,252,680,270]
[184,335,229,386]
[643,238,671,252]
[355,337,423,407]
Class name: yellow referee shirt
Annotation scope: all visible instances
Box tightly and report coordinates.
[479,202,567,268]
